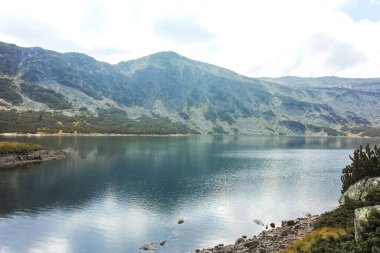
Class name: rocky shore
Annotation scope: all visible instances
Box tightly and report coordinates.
[0,149,73,169]
[196,215,319,253]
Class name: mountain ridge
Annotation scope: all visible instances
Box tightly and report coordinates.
[0,41,379,136]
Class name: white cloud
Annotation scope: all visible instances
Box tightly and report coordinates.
[0,0,379,77]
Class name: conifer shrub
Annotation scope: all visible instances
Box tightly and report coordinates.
[341,144,380,193]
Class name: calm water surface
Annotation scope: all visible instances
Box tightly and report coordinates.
[0,136,379,253]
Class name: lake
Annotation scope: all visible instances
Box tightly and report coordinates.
[0,135,379,253]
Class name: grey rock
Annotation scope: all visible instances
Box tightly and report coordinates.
[235,238,245,245]
[281,220,295,226]
[159,240,167,246]
[340,177,380,204]
[354,205,380,242]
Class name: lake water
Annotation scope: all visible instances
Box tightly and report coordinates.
[0,135,379,253]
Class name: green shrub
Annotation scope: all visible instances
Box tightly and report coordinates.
[341,145,380,193]
[363,187,380,206]
[314,198,364,230]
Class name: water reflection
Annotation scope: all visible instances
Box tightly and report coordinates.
[0,136,379,252]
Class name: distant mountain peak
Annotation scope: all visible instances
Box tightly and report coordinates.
[141,51,189,63]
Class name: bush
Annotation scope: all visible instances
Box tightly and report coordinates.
[341,145,380,193]
[314,198,364,230]
[0,141,42,154]
[363,187,380,206]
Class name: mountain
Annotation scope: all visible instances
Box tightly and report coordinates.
[0,41,379,136]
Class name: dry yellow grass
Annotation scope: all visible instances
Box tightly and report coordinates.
[279,227,346,253]
[0,141,42,154]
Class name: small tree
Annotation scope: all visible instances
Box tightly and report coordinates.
[341,144,380,193]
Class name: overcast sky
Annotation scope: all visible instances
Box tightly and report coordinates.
[1,0,380,77]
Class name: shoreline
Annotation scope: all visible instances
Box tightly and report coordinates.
[196,215,319,253]
[0,132,377,138]
[0,148,73,169]
[0,132,192,137]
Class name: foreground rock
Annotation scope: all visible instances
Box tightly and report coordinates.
[339,177,380,204]
[354,205,380,242]
[196,215,319,253]
[0,149,73,169]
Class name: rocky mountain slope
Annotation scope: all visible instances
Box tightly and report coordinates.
[0,41,379,135]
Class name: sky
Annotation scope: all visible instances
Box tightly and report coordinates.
[0,0,380,77]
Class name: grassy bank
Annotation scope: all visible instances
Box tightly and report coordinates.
[0,141,42,154]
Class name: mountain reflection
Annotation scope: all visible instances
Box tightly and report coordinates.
[0,136,378,252]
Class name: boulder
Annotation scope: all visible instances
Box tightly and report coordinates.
[139,243,157,250]
[159,240,167,246]
[281,220,295,226]
[235,237,245,245]
[354,205,380,242]
[339,177,380,204]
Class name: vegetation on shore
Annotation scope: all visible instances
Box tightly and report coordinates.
[0,109,198,135]
[281,144,380,253]
[0,141,42,154]
[341,144,380,193]
[279,227,346,253]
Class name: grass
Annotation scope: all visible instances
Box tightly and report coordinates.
[0,141,42,154]
[279,227,346,253]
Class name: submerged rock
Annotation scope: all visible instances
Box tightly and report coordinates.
[177,217,185,224]
[139,243,157,250]
[253,219,264,226]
